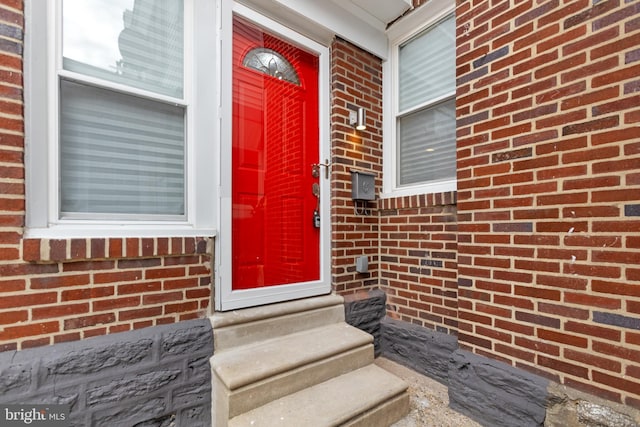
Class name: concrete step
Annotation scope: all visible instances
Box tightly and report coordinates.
[228,364,410,427]
[210,295,410,426]
[211,294,346,351]
[212,323,374,420]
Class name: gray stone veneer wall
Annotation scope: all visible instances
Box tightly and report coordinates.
[448,349,549,427]
[380,317,458,385]
[380,317,640,427]
[343,289,387,356]
[0,319,213,427]
[346,291,551,425]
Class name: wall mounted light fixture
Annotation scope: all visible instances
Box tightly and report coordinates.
[349,107,366,131]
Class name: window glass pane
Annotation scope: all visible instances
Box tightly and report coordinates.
[60,80,185,217]
[243,47,301,85]
[397,98,456,186]
[399,14,455,112]
[62,0,184,98]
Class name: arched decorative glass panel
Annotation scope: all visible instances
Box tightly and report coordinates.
[242,47,300,85]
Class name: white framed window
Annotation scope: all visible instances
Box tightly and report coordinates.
[24,0,217,238]
[383,0,456,198]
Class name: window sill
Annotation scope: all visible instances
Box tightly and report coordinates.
[22,235,213,264]
[24,224,216,239]
[381,179,457,200]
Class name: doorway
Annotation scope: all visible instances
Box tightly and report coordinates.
[216,4,331,310]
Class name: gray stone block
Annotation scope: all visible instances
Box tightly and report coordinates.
[188,355,211,379]
[31,387,80,411]
[173,377,210,408]
[448,349,548,427]
[344,289,387,355]
[87,369,182,406]
[92,397,167,426]
[161,322,212,358]
[180,404,208,427]
[67,415,90,427]
[0,319,214,427]
[0,363,31,395]
[380,317,457,384]
[43,339,153,378]
[132,413,177,427]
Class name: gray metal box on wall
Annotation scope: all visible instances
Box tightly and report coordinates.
[351,170,376,201]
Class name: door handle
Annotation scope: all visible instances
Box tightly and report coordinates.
[312,159,331,179]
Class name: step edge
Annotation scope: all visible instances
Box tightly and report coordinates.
[213,304,346,352]
[212,324,374,390]
[342,391,411,427]
[228,364,409,427]
[210,294,344,329]
[227,344,375,418]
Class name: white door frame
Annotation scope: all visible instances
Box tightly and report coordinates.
[214,0,332,311]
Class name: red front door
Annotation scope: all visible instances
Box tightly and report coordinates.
[232,16,320,290]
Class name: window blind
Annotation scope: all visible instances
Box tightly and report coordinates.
[397,98,456,186]
[59,0,186,219]
[59,80,185,217]
[396,13,456,187]
[398,14,455,112]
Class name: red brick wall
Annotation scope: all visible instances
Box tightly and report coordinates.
[0,0,212,351]
[330,39,460,334]
[456,0,640,409]
[6,0,640,412]
[330,38,383,294]
[379,193,458,333]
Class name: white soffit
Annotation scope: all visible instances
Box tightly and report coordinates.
[238,0,336,47]
[241,0,407,59]
[348,0,412,27]
[386,0,453,42]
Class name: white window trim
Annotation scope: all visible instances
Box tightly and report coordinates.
[382,0,456,198]
[24,0,218,238]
